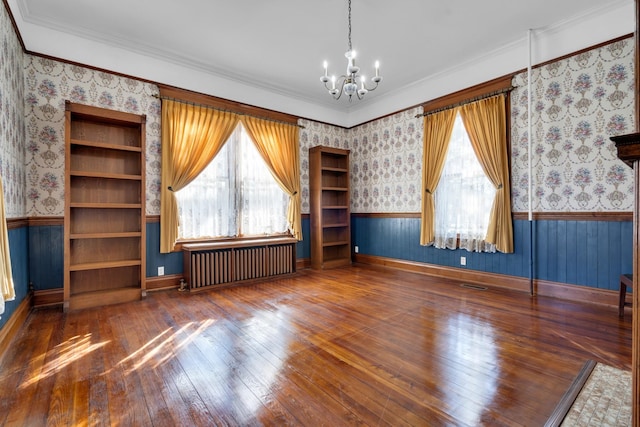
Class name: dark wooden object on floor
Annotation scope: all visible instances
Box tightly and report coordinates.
[0,265,631,426]
[620,273,633,317]
[309,145,351,269]
[63,101,147,312]
[611,126,640,424]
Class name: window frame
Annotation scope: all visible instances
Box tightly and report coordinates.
[158,85,300,252]
[174,123,291,247]
[420,75,513,249]
[433,111,498,251]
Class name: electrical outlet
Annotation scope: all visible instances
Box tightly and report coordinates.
[158,266,165,276]
[354,245,359,253]
[460,257,466,266]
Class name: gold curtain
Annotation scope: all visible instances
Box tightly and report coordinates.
[160,100,239,253]
[240,116,302,240]
[460,95,514,253]
[0,174,15,308]
[420,108,458,245]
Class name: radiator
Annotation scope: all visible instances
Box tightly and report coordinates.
[182,237,297,291]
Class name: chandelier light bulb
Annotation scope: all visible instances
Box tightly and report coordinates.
[320,61,330,83]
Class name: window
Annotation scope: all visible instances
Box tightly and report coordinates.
[175,124,289,240]
[434,112,496,252]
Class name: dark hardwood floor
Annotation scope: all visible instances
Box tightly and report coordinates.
[0,265,632,426]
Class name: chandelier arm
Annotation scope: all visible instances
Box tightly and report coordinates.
[362,81,380,92]
[325,78,347,100]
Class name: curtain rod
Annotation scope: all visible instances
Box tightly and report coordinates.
[153,94,305,129]
[415,86,515,118]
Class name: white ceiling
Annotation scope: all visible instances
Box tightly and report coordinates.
[6,0,635,127]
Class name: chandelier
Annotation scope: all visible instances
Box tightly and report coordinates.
[319,0,382,101]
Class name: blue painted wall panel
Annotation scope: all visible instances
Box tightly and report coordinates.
[0,227,29,330]
[564,221,577,284]
[28,225,63,291]
[574,222,588,285]
[146,222,185,277]
[351,217,633,290]
[545,221,565,278]
[297,216,310,260]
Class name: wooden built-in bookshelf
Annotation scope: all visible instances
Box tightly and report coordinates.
[63,101,146,311]
[309,146,351,269]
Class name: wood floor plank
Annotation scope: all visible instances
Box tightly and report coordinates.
[47,310,82,426]
[13,310,67,426]
[0,310,58,426]
[121,300,195,427]
[85,309,111,426]
[98,305,153,426]
[0,265,632,426]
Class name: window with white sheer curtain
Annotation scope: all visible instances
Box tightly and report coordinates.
[175,123,289,239]
[434,112,496,253]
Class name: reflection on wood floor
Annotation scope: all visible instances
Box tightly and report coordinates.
[0,265,632,426]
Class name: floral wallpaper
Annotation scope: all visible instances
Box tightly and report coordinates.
[4,30,637,219]
[349,107,424,213]
[298,119,350,214]
[304,39,636,216]
[299,108,423,214]
[511,38,635,212]
[0,3,26,219]
[23,58,162,217]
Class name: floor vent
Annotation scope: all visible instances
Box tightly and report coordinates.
[460,283,488,291]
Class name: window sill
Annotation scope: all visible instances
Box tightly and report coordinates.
[172,233,293,253]
[180,235,297,253]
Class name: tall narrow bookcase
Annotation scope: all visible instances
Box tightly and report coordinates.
[309,145,351,269]
[64,101,146,312]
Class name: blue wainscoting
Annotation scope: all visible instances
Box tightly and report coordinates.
[351,217,633,291]
[1,226,29,331]
[146,221,183,277]
[29,224,63,290]
[297,216,311,260]
[16,217,635,293]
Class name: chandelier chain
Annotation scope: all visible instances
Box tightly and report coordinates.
[347,0,352,52]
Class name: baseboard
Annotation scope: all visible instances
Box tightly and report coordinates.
[30,256,626,308]
[353,254,623,307]
[0,293,33,362]
[146,274,183,292]
[33,288,63,307]
[32,275,185,306]
[297,258,311,270]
